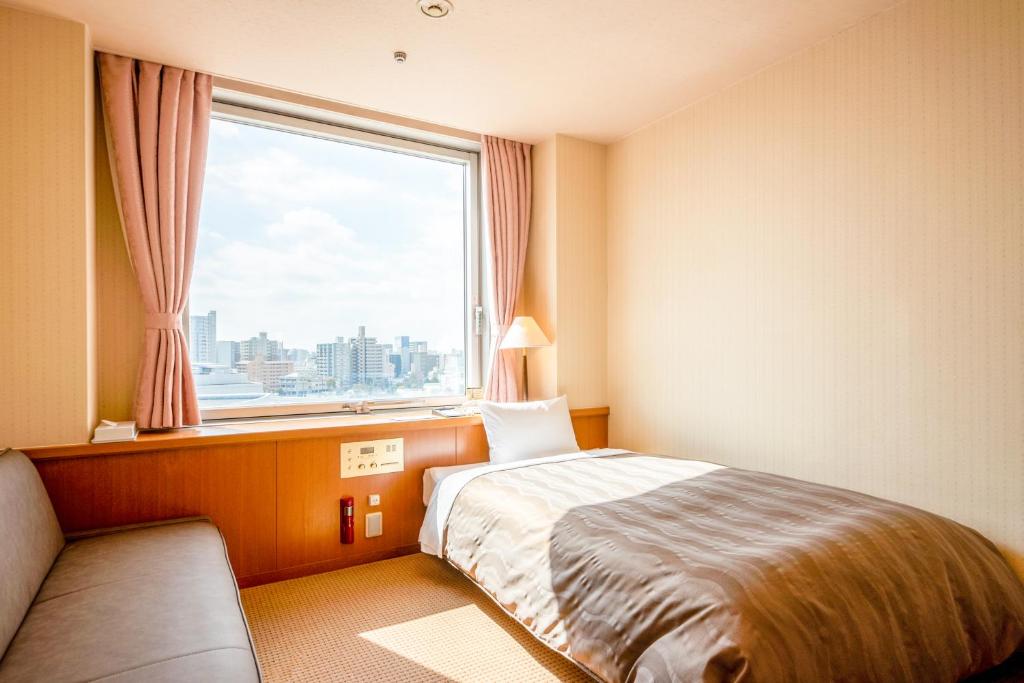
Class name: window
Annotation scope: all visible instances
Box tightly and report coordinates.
[189,94,483,419]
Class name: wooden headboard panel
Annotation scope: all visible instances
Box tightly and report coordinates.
[26,408,608,586]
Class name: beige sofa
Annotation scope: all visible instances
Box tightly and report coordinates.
[0,449,261,682]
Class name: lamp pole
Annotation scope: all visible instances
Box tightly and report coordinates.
[522,348,529,401]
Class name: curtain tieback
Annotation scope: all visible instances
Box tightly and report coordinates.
[145,312,182,330]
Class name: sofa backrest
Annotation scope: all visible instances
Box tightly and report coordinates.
[0,449,65,659]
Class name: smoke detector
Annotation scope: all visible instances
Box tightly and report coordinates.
[418,0,453,18]
[393,51,407,64]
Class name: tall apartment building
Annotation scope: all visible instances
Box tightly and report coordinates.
[393,336,410,376]
[240,332,283,362]
[316,337,352,387]
[351,326,386,386]
[315,342,336,378]
[188,310,217,363]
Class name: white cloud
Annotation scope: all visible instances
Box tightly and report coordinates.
[265,208,355,243]
[205,148,380,206]
[191,208,465,351]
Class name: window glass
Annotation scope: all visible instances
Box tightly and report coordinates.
[189,114,471,414]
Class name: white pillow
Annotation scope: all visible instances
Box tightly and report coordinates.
[479,396,580,464]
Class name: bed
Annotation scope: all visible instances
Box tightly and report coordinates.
[419,449,1024,682]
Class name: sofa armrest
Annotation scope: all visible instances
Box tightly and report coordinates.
[64,516,214,542]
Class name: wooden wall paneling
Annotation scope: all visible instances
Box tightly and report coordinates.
[27,409,609,586]
[573,413,609,450]
[455,425,489,464]
[275,429,458,576]
[33,443,277,579]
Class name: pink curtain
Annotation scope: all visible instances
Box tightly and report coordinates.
[98,53,212,429]
[483,136,532,402]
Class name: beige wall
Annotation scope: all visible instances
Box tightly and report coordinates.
[521,135,607,408]
[607,0,1024,575]
[521,138,558,400]
[0,6,96,448]
[554,136,607,409]
[95,98,145,421]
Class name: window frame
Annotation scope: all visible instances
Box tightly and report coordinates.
[193,91,486,421]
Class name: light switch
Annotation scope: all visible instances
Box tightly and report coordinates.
[368,494,381,506]
[365,512,383,538]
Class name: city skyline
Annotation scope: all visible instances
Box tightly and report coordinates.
[189,310,465,406]
[188,309,463,362]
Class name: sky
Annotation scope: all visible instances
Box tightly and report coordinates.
[191,117,467,353]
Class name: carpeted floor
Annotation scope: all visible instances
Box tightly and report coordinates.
[241,554,591,682]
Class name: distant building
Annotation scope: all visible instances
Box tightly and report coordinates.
[189,310,217,363]
[216,340,240,369]
[351,326,387,386]
[286,348,310,365]
[279,372,331,396]
[239,357,293,393]
[394,336,411,377]
[410,350,439,379]
[240,332,283,362]
[316,337,352,387]
[316,342,336,378]
[381,343,395,379]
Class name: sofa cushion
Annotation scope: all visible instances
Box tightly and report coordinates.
[98,649,260,682]
[0,449,64,659]
[0,520,260,682]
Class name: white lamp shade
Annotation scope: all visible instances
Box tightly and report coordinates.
[499,316,551,349]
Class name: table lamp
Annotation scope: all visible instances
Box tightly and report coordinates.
[498,316,551,401]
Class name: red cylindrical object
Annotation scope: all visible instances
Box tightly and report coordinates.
[340,496,355,544]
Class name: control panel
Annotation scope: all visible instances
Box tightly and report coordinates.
[340,438,404,478]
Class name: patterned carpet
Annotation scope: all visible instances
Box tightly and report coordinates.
[241,554,590,682]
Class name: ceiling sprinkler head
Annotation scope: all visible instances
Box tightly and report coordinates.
[393,51,407,64]
[418,0,453,19]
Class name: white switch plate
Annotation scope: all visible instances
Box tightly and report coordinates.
[365,512,383,538]
[368,494,380,506]
[340,438,405,478]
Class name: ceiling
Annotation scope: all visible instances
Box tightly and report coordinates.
[10,0,897,143]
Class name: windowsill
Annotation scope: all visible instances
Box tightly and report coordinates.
[21,407,611,461]
[198,395,470,422]
[203,406,451,428]
[23,408,463,460]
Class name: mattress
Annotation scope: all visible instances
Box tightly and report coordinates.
[419,450,1024,682]
[421,462,487,506]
